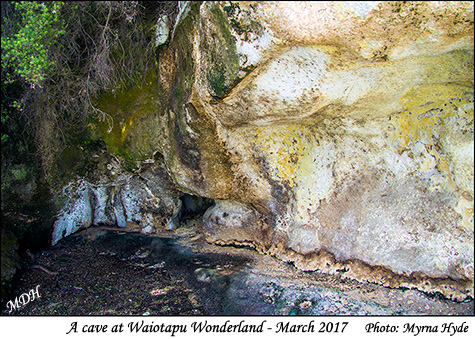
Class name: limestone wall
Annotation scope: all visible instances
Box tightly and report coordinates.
[53,1,474,300]
[184,1,473,299]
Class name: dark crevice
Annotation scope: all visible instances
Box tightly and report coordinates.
[178,193,215,222]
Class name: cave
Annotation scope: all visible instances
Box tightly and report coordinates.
[1,1,473,318]
[179,193,215,222]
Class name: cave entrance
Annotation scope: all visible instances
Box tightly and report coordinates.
[179,193,215,222]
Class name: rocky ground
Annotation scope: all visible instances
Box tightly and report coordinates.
[2,220,473,316]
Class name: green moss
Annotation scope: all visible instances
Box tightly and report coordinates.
[203,3,240,99]
[11,165,29,181]
[208,70,229,98]
[90,67,161,171]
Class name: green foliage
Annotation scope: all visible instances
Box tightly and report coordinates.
[1,109,9,143]
[1,1,176,190]
[1,1,65,87]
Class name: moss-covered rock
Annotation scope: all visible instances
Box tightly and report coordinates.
[201,2,241,99]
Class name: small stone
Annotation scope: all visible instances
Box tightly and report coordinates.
[142,225,155,234]
[147,262,165,269]
[462,191,473,201]
[299,300,312,309]
[194,268,213,282]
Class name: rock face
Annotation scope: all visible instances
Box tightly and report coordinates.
[54,1,473,300]
[52,147,182,245]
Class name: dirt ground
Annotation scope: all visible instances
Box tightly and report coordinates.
[2,220,474,316]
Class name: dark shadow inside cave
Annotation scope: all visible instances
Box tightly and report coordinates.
[178,193,215,222]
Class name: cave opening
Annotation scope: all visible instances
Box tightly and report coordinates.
[178,193,215,222]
